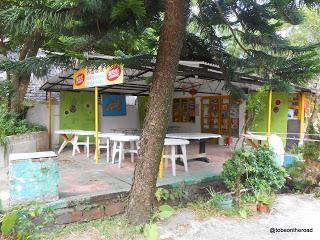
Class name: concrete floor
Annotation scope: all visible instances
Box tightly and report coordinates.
[0,143,232,208]
[158,194,320,240]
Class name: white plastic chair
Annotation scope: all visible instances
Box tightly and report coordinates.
[96,133,125,162]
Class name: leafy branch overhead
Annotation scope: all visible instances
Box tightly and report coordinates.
[187,0,320,97]
[1,0,320,111]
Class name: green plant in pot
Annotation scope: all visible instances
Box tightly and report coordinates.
[255,191,273,213]
[241,193,257,214]
[207,187,233,210]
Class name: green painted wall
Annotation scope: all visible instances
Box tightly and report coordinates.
[60,91,95,142]
[138,96,149,128]
[250,92,289,146]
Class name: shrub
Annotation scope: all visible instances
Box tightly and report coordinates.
[0,202,54,240]
[285,161,320,193]
[303,123,320,162]
[222,146,287,193]
[0,107,44,145]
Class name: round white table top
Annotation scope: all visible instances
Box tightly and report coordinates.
[166,133,222,140]
[55,130,97,136]
[164,138,189,145]
[110,135,140,141]
[96,133,125,138]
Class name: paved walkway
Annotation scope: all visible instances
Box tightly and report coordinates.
[159,194,320,240]
[0,143,231,208]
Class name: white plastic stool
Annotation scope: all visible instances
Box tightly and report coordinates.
[163,138,189,176]
[110,135,140,168]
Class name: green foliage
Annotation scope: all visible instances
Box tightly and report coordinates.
[222,146,287,193]
[207,187,229,205]
[0,202,54,239]
[155,187,187,203]
[188,0,320,96]
[142,204,174,240]
[303,142,320,162]
[155,188,170,202]
[238,208,250,219]
[289,123,320,162]
[1,211,17,236]
[41,215,138,240]
[187,196,254,220]
[255,191,274,205]
[112,0,146,19]
[143,223,159,240]
[303,124,320,161]
[0,80,13,106]
[0,107,44,145]
[151,204,174,222]
[241,193,256,204]
[286,160,320,193]
[246,86,269,127]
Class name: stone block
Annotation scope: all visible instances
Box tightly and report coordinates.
[104,202,125,216]
[9,154,58,205]
[71,210,83,222]
[0,131,49,169]
[54,209,72,225]
[82,206,104,221]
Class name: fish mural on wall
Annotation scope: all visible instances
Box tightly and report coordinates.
[102,95,126,116]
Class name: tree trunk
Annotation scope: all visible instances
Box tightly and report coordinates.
[10,73,31,114]
[9,32,43,114]
[127,0,189,224]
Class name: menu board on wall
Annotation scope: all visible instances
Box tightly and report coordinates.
[172,98,196,123]
[201,96,240,138]
[288,93,300,119]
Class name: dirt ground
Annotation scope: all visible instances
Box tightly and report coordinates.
[158,194,320,240]
[52,194,320,240]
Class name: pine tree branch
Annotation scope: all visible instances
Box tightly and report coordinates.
[214,1,250,56]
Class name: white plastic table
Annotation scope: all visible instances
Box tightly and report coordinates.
[163,138,190,176]
[96,133,125,162]
[55,130,97,157]
[166,133,222,162]
[109,135,140,168]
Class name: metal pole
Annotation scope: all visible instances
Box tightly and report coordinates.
[299,92,305,144]
[48,92,52,149]
[159,148,164,178]
[267,90,273,145]
[95,87,99,163]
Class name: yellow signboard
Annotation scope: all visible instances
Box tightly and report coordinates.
[73,64,124,89]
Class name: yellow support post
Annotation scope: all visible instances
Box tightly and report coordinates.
[159,148,164,178]
[95,87,99,163]
[48,92,52,149]
[267,89,273,145]
[299,92,305,144]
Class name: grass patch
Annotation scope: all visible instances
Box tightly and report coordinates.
[38,215,140,240]
[186,198,240,220]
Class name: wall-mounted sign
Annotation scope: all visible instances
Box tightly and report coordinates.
[73,64,124,89]
[102,95,126,116]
